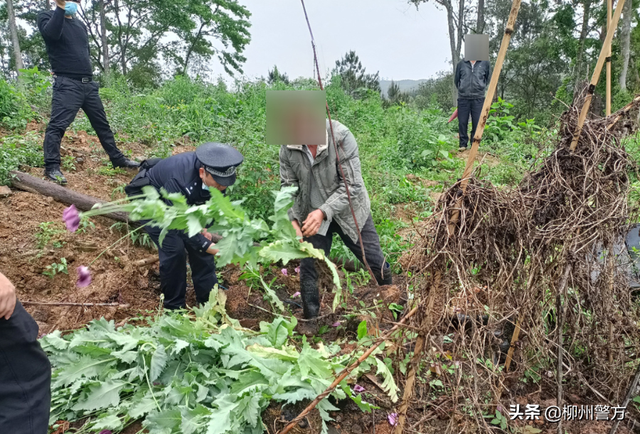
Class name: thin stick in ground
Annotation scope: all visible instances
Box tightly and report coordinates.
[298,0,377,284]
[21,301,131,308]
[555,263,572,434]
[277,305,419,434]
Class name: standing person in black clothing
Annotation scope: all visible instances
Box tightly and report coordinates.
[125,143,244,310]
[454,59,491,151]
[38,0,138,185]
[0,272,51,434]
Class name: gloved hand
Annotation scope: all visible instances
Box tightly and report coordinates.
[0,272,17,320]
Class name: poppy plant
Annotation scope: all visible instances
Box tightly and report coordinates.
[388,413,398,426]
[76,266,92,288]
[62,204,80,232]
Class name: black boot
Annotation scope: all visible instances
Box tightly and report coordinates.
[300,277,321,319]
[44,166,67,185]
[373,262,393,286]
[112,158,140,169]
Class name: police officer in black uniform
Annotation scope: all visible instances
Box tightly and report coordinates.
[126,143,244,310]
[0,272,51,434]
[38,0,138,185]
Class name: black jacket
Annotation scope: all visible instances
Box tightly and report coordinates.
[38,8,93,79]
[140,152,213,253]
[455,60,491,100]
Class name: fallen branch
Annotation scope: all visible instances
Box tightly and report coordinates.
[10,171,133,223]
[277,305,420,434]
[21,301,130,308]
[133,256,160,266]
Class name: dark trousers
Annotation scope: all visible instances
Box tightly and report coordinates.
[43,76,124,169]
[458,97,484,148]
[145,227,218,310]
[300,214,391,318]
[0,301,51,434]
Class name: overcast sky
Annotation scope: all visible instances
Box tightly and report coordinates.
[224,0,451,82]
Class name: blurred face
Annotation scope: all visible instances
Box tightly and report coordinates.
[199,168,227,192]
[265,90,326,145]
[289,106,323,145]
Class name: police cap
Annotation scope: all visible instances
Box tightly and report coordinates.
[195,142,244,187]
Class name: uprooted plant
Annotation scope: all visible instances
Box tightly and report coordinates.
[42,287,398,434]
[63,186,342,311]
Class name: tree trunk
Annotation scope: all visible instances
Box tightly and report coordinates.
[574,0,593,85]
[444,0,461,105]
[183,21,206,76]
[477,0,485,33]
[7,0,24,73]
[619,0,632,91]
[100,0,110,77]
[113,0,128,75]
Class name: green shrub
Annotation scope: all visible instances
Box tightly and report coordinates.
[0,132,44,184]
[0,78,35,130]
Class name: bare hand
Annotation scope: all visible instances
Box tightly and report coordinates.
[202,230,213,241]
[0,273,17,320]
[301,210,324,237]
[291,220,303,240]
[206,243,219,256]
[55,0,66,9]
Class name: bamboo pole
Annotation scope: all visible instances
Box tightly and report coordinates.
[606,0,612,116]
[277,306,420,434]
[570,0,626,151]
[447,0,522,235]
[504,320,521,371]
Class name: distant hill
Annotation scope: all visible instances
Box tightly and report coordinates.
[380,79,428,97]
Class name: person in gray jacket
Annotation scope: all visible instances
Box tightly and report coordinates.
[454,59,491,150]
[280,120,392,322]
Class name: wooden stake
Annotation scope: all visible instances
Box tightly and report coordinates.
[606,0,613,116]
[448,0,522,235]
[570,0,626,151]
[277,306,420,434]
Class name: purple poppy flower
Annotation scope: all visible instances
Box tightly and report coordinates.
[388,413,398,426]
[353,384,365,393]
[62,204,81,232]
[332,321,341,327]
[281,268,288,276]
[294,266,300,274]
[292,292,301,298]
[77,266,92,288]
